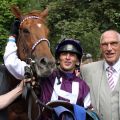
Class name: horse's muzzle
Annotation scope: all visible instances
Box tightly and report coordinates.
[34,57,55,77]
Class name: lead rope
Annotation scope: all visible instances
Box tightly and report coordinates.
[22,66,34,120]
[23,65,53,120]
[23,65,41,120]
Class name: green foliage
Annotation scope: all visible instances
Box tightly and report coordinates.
[0,0,27,63]
[0,0,120,62]
[46,1,101,59]
[46,0,120,60]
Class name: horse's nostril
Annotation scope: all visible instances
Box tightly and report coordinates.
[40,58,47,65]
[39,58,55,67]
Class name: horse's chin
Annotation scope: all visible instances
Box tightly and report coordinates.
[35,65,55,77]
[38,70,52,77]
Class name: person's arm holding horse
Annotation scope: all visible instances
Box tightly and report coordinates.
[0,78,33,109]
[4,19,28,79]
[0,79,23,109]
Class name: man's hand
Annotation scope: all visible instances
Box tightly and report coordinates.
[10,18,20,38]
[18,77,35,90]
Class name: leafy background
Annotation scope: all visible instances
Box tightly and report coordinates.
[0,0,120,63]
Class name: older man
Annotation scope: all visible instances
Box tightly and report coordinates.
[81,30,120,120]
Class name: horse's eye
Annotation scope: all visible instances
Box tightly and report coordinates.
[23,28,29,33]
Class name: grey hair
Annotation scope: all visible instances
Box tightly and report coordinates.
[100,30,120,43]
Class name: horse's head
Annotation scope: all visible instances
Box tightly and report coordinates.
[11,6,55,77]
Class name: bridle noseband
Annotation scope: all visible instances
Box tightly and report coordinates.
[32,38,50,53]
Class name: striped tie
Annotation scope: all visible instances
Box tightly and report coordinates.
[107,66,115,91]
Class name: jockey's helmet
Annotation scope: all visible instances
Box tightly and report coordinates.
[55,38,83,61]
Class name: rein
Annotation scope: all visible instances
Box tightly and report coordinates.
[23,66,53,120]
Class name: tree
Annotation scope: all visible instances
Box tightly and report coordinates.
[1,0,120,62]
[0,0,27,62]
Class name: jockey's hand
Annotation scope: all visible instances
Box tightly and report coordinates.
[10,18,20,39]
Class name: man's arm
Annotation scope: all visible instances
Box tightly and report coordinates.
[0,77,34,109]
[3,19,29,79]
[3,36,28,79]
[0,80,23,109]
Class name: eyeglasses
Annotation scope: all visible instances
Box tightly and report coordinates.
[101,41,120,48]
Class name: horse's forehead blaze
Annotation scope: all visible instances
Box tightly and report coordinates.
[37,23,42,28]
[21,20,46,38]
[23,19,46,32]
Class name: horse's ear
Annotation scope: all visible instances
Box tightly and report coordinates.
[40,8,49,19]
[10,5,22,19]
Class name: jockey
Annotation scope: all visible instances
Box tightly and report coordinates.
[4,20,92,113]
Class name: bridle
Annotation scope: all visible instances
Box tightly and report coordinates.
[20,16,52,120]
[20,16,50,54]
[18,15,51,69]
[32,38,50,53]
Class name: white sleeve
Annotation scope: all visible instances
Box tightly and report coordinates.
[83,92,91,109]
[3,37,28,80]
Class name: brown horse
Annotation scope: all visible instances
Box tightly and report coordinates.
[11,6,55,77]
[0,6,55,120]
